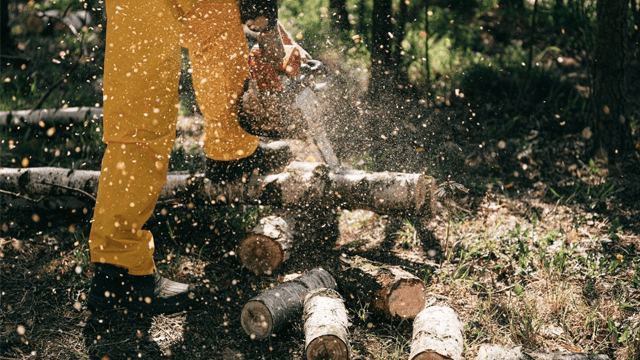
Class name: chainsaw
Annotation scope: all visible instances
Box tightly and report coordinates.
[239,22,341,172]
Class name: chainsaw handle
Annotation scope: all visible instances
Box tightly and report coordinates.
[300,59,326,76]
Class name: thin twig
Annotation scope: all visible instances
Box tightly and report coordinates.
[40,181,96,202]
[0,189,45,203]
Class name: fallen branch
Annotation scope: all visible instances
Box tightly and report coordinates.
[475,345,611,360]
[1,164,432,215]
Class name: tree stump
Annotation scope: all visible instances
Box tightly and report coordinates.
[340,255,426,320]
[240,268,337,339]
[410,306,464,360]
[238,215,295,275]
[303,288,350,360]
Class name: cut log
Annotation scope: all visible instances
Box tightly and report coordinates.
[340,255,426,320]
[238,215,295,275]
[240,268,337,339]
[0,165,432,216]
[329,170,434,215]
[303,288,350,360]
[0,107,102,128]
[475,345,611,360]
[409,305,464,360]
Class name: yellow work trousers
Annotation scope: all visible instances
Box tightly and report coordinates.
[89,0,259,275]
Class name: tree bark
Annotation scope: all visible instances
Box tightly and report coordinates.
[340,255,426,320]
[238,215,295,275]
[592,0,633,162]
[475,345,611,360]
[240,268,337,339]
[410,306,464,360]
[0,107,103,128]
[303,288,350,360]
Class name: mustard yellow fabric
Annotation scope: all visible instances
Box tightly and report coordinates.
[90,0,258,275]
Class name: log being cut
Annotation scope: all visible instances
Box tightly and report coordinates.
[340,255,426,320]
[409,305,464,360]
[303,288,350,360]
[240,268,337,339]
[238,215,294,275]
[475,345,611,360]
[0,165,432,216]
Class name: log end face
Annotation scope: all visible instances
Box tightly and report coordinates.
[411,351,452,360]
[388,281,426,320]
[306,335,349,360]
[238,235,284,275]
[240,300,273,340]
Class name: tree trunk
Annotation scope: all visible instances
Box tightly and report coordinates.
[238,215,295,275]
[592,0,633,162]
[340,255,426,320]
[410,306,464,360]
[476,345,611,360]
[0,107,103,128]
[369,0,393,99]
[329,0,351,32]
[240,268,337,339]
[303,288,350,360]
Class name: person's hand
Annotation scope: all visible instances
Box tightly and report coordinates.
[257,26,286,68]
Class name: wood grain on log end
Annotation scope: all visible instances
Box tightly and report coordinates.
[240,300,273,340]
[388,279,426,319]
[412,351,452,360]
[238,234,285,275]
[306,335,349,360]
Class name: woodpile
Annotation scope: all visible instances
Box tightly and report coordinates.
[409,305,464,360]
[340,255,426,320]
[240,268,337,339]
[303,288,350,360]
[238,215,295,275]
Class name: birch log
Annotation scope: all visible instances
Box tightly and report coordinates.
[0,107,102,127]
[329,170,434,214]
[303,288,350,360]
[475,345,611,360]
[340,255,426,320]
[238,215,295,275]
[410,306,464,360]
[241,268,337,339]
[1,164,432,215]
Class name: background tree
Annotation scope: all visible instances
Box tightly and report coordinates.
[592,0,634,163]
[329,0,350,32]
[369,0,393,99]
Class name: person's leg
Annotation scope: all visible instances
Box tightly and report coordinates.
[89,0,182,275]
[181,0,259,162]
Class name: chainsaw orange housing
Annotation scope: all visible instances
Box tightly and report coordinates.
[249,45,304,92]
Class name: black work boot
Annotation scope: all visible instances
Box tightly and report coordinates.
[87,264,194,314]
[205,141,293,183]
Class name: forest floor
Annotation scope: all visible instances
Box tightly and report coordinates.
[2,5,640,360]
[2,98,640,359]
